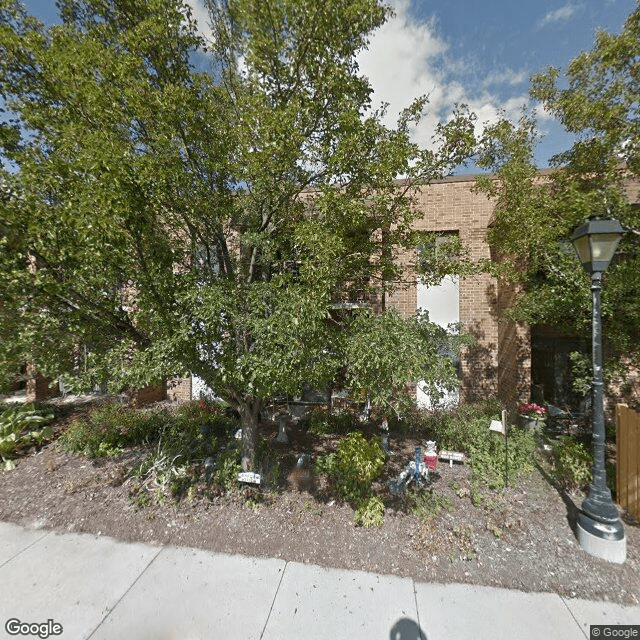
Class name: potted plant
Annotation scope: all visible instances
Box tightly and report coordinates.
[519,402,547,431]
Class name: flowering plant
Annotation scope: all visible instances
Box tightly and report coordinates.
[519,402,546,419]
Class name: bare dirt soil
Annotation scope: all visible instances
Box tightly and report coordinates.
[1,401,638,606]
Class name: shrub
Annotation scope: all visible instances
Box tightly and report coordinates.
[0,403,54,470]
[176,399,231,428]
[316,430,385,506]
[552,435,592,491]
[306,406,333,436]
[407,400,535,491]
[213,450,242,492]
[467,423,536,490]
[254,437,281,490]
[354,495,385,527]
[306,406,357,436]
[409,398,502,450]
[58,403,167,457]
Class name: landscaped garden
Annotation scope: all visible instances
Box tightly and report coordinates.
[0,396,638,605]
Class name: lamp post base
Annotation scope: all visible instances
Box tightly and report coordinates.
[577,518,626,564]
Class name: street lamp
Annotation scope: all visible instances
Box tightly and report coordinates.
[570,216,626,563]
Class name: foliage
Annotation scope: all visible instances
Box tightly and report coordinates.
[408,488,454,523]
[58,399,243,503]
[409,400,535,490]
[176,399,230,427]
[415,231,488,286]
[316,430,385,508]
[55,398,241,503]
[353,495,384,528]
[475,4,640,377]
[343,308,473,418]
[409,399,502,449]
[58,403,166,457]
[306,405,356,436]
[569,351,592,397]
[0,403,53,469]
[0,0,476,469]
[467,426,536,491]
[212,450,242,493]
[119,402,240,504]
[253,435,282,490]
[551,435,592,491]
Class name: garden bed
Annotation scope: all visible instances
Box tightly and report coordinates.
[0,399,638,606]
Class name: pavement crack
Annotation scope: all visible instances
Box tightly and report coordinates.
[84,545,163,640]
[559,594,589,640]
[412,579,428,640]
[259,560,288,640]
[0,528,50,569]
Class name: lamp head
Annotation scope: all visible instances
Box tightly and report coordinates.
[570,217,624,274]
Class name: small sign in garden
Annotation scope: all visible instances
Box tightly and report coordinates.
[237,472,261,485]
[489,419,504,434]
[438,450,466,467]
[489,409,508,486]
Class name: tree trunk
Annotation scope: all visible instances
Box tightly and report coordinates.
[238,401,261,471]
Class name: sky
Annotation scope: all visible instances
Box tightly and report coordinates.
[18,0,640,169]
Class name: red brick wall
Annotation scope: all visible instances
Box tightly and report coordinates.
[386,176,530,410]
[25,370,59,402]
[127,381,167,407]
[167,377,192,404]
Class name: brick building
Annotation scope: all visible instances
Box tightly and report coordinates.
[384,175,530,413]
[169,174,531,413]
[18,174,532,412]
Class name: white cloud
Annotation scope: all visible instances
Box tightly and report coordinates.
[538,3,581,28]
[482,68,528,88]
[185,0,537,155]
[357,0,449,143]
[357,0,532,148]
[186,0,213,45]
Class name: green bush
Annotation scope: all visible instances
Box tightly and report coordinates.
[58,400,228,461]
[58,403,167,457]
[213,450,242,492]
[552,435,592,491]
[409,398,502,449]
[306,406,356,436]
[316,430,385,505]
[0,403,54,470]
[408,400,535,491]
[306,406,332,436]
[467,423,536,490]
[175,399,233,429]
[354,495,385,527]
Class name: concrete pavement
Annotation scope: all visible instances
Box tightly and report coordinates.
[0,521,638,640]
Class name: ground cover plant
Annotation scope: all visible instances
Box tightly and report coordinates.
[58,399,241,504]
[0,403,54,469]
[405,399,537,494]
[550,434,593,491]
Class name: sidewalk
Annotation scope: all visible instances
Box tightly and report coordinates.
[0,521,637,640]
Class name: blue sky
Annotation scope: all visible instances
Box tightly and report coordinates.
[19,0,639,168]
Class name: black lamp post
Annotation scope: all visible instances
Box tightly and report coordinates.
[570,216,626,563]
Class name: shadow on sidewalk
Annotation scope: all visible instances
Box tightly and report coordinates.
[390,617,428,640]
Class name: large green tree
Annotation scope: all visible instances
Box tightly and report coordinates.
[475,2,640,383]
[0,0,475,467]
